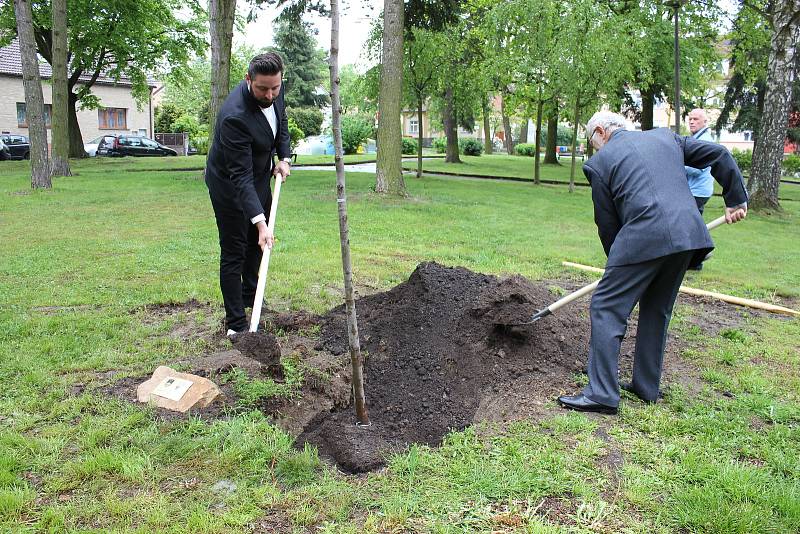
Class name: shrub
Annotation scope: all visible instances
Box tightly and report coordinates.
[459,138,483,156]
[341,114,374,154]
[287,118,304,150]
[401,137,418,155]
[515,143,538,157]
[432,137,447,154]
[287,107,324,137]
[731,149,752,173]
[782,154,800,175]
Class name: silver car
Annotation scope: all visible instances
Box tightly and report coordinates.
[84,135,115,157]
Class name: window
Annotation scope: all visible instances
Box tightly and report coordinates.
[409,118,419,135]
[744,131,752,141]
[141,138,158,148]
[98,108,127,130]
[16,102,52,128]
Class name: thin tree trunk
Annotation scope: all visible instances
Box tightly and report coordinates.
[569,98,581,193]
[209,0,236,142]
[51,0,71,177]
[15,0,50,189]
[640,86,655,131]
[375,0,405,195]
[443,85,461,163]
[482,100,492,154]
[501,94,513,155]
[534,97,544,185]
[329,0,369,427]
[519,118,529,146]
[416,98,424,178]
[67,91,86,158]
[749,1,800,210]
[544,107,559,164]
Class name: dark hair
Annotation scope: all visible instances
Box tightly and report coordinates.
[248,52,284,79]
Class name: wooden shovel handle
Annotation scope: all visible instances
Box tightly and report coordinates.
[249,175,283,333]
[549,214,728,314]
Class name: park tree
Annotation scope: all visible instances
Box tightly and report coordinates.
[0,0,206,158]
[328,0,369,426]
[737,0,800,210]
[209,0,236,142]
[606,0,723,131]
[273,18,329,109]
[484,0,561,182]
[375,0,405,195]
[13,0,49,188]
[404,28,442,177]
[50,0,70,176]
[556,0,635,191]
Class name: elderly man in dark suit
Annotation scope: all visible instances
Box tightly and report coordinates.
[558,111,748,414]
[205,52,293,335]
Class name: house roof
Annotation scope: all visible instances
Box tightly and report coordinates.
[0,38,156,88]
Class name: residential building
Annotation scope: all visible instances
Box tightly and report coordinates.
[0,39,156,146]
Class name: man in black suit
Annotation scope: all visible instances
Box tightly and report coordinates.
[205,53,293,335]
[558,111,748,414]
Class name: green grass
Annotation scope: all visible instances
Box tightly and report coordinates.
[1,155,798,532]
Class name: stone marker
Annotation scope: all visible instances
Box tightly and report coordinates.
[137,366,222,412]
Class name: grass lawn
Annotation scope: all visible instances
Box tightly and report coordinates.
[1,156,798,532]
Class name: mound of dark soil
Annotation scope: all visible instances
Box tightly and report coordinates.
[298,262,592,472]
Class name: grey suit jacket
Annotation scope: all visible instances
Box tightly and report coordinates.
[582,128,748,267]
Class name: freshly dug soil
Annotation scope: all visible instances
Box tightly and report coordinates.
[230,332,283,378]
[298,262,593,472]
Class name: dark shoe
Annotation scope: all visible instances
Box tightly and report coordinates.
[620,382,660,404]
[557,394,617,415]
[688,263,703,271]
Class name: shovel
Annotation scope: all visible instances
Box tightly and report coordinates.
[249,174,284,333]
[504,215,728,326]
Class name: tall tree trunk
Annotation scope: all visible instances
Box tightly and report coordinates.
[519,118,529,146]
[51,0,71,177]
[329,0,369,427]
[640,86,655,131]
[443,86,461,163]
[534,97,543,185]
[749,1,800,210]
[569,98,581,193]
[416,98,424,178]
[375,0,405,195]
[67,91,86,158]
[482,100,492,154]
[544,108,558,164]
[501,93,514,155]
[209,0,236,142]
[15,0,50,189]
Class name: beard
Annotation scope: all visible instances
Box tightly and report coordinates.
[254,96,273,108]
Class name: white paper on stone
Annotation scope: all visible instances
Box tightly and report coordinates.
[151,376,194,401]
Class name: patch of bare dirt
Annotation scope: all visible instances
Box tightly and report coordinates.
[90,262,766,473]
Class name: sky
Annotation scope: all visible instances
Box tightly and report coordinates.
[235,0,382,70]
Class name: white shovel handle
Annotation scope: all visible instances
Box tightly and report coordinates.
[249,175,283,332]
[548,214,728,314]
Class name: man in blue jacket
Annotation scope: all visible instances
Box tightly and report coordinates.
[685,108,716,270]
[205,53,293,335]
[557,111,748,414]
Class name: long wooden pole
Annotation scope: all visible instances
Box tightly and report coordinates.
[330,0,369,425]
[562,261,800,318]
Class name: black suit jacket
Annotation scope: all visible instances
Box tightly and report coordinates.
[205,80,292,219]
[582,128,748,267]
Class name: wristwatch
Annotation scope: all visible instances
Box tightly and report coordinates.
[282,157,292,165]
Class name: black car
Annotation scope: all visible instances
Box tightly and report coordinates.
[0,134,30,160]
[96,135,178,157]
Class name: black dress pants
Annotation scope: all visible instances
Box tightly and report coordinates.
[210,198,269,332]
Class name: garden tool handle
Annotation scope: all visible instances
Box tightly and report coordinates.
[249,175,283,333]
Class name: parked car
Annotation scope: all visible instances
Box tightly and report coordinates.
[84,135,116,157]
[96,135,178,157]
[0,134,30,160]
[0,138,10,161]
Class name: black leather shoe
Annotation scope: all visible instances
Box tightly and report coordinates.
[557,394,617,415]
[620,382,660,404]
